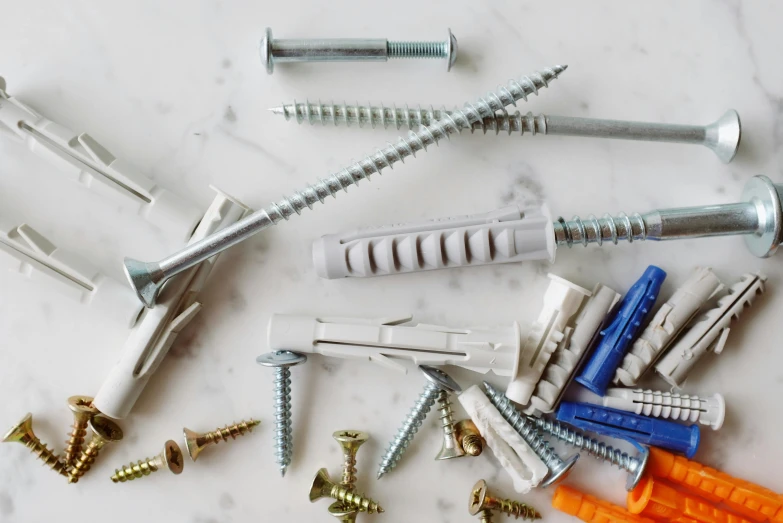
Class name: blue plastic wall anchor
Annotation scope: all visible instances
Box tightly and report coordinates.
[556,401,700,458]
[575,265,666,396]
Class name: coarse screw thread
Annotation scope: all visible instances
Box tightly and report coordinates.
[202,420,260,446]
[2,413,67,477]
[387,41,448,59]
[554,214,648,247]
[64,396,98,468]
[463,434,484,456]
[111,458,159,482]
[341,451,357,487]
[274,366,293,476]
[435,389,465,459]
[68,439,104,483]
[482,382,572,475]
[311,468,384,513]
[489,499,542,520]
[527,417,643,475]
[378,381,441,478]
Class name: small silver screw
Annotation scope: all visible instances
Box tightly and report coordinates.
[256,350,307,477]
[483,382,579,486]
[259,27,458,74]
[527,416,649,491]
[434,389,465,460]
[270,102,740,164]
[378,366,461,479]
[123,65,567,308]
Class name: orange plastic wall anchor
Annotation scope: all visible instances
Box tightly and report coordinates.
[647,447,781,522]
[553,485,657,523]
[628,475,755,523]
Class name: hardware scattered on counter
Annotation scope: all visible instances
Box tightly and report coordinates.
[67,415,124,483]
[469,479,542,522]
[2,412,68,477]
[256,350,308,477]
[110,440,185,483]
[272,102,741,163]
[259,28,458,74]
[183,419,260,461]
[309,468,385,513]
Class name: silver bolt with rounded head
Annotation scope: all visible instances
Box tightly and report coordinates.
[122,65,567,308]
[554,174,783,258]
[271,102,741,164]
[260,27,458,74]
[256,350,307,477]
[378,366,461,479]
[483,382,578,486]
[527,416,649,491]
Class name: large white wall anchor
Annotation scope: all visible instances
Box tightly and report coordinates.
[93,187,250,418]
[0,76,202,240]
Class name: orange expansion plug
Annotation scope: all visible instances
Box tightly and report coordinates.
[553,485,658,523]
[628,475,755,523]
[647,447,781,522]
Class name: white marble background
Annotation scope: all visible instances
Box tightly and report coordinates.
[1,1,782,522]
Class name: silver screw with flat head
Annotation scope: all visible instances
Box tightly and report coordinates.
[257,350,307,477]
[271,102,740,163]
[483,382,579,486]
[122,65,567,308]
[527,416,649,491]
[260,27,458,74]
[378,365,461,479]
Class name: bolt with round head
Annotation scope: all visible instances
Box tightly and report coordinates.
[2,412,68,477]
[469,479,541,520]
[110,440,184,483]
[183,419,260,462]
[328,501,358,523]
[257,350,307,477]
[309,468,384,513]
[332,430,369,488]
[68,415,124,483]
[65,395,99,468]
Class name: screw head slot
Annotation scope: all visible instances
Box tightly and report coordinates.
[468,479,490,515]
[420,365,461,393]
[90,416,124,442]
[163,440,185,474]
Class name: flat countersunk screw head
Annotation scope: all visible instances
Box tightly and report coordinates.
[332,430,369,453]
[183,419,260,462]
[68,415,124,483]
[2,413,68,477]
[2,412,34,444]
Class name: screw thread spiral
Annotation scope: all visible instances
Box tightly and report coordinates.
[273,366,293,475]
[23,437,68,477]
[341,449,357,488]
[64,422,88,468]
[110,457,159,483]
[553,213,648,247]
[437,390,458,436]
[528,417,640,474]
[204,419,260,447]
[479,509,495,523]
[387,40,448,58]
[378,382,441,477]
[329,485,384,513]
[462,434,484,456]
[482,382,565,469]
[68,439,103,483]
[491,498,542,520]
[262,66,566,227]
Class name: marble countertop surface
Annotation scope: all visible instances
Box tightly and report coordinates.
[2,1,782,521]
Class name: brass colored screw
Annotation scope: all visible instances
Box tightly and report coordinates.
[469,479,541,520]
[65,396,99,468]
[110,440,185,483]
[309,468,384,513]
[477,509,495,523]
[328,501,358,523]
[183,419,260,461]
[455,419,484,457]
[68,415,124,484]
[2,413,68,477]
[332,430,369,489]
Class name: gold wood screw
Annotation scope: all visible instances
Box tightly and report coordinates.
[435,390,465,460]
[477,509,495,523]
[183,419,260,461]
[110,440,185,483]
[469,479,541,520]
[68,415,123,484]
[2,413,68,477]
[332,430,369,489]
[309,468,384,513]
[328,501,358,523]
[65,396,99,468]
[455,419,484,457]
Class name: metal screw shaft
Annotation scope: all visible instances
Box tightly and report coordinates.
[527,416,648,490]
[68,416,124,484]
[123,65,567,308]
[183,419,260,461]
[435,390,465,460]
[478,509,495,523]
[271,102,740,162]
[110,440,184,483]
[65,395,98,469]
[483,382,578,486]
[2,413,68,477]
[260,28,458,74]
[552,175,783,259]
[310,468,384,513]
[470,479,542,520]
[333,430,369,489]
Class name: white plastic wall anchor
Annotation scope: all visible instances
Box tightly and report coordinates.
[0,76,202,240]
[505,274,591,406]
[614,267,723,387]
[312,204,555,279]
[655,272,767,388]
[267,314,524,376]
[458,385,548,493]
[601,388,726,430]
[92,187,250,419]
[525,284,621,415]
[0,216,143,327]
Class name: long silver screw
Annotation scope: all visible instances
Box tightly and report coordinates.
[270,102,740,164]
[482,382,578,487]
[527,416,649,491]
[123,65,567,308]
[378,366,461,479]
[554,174,783,258]
[256,350,307,477]
[259,28,458,74]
